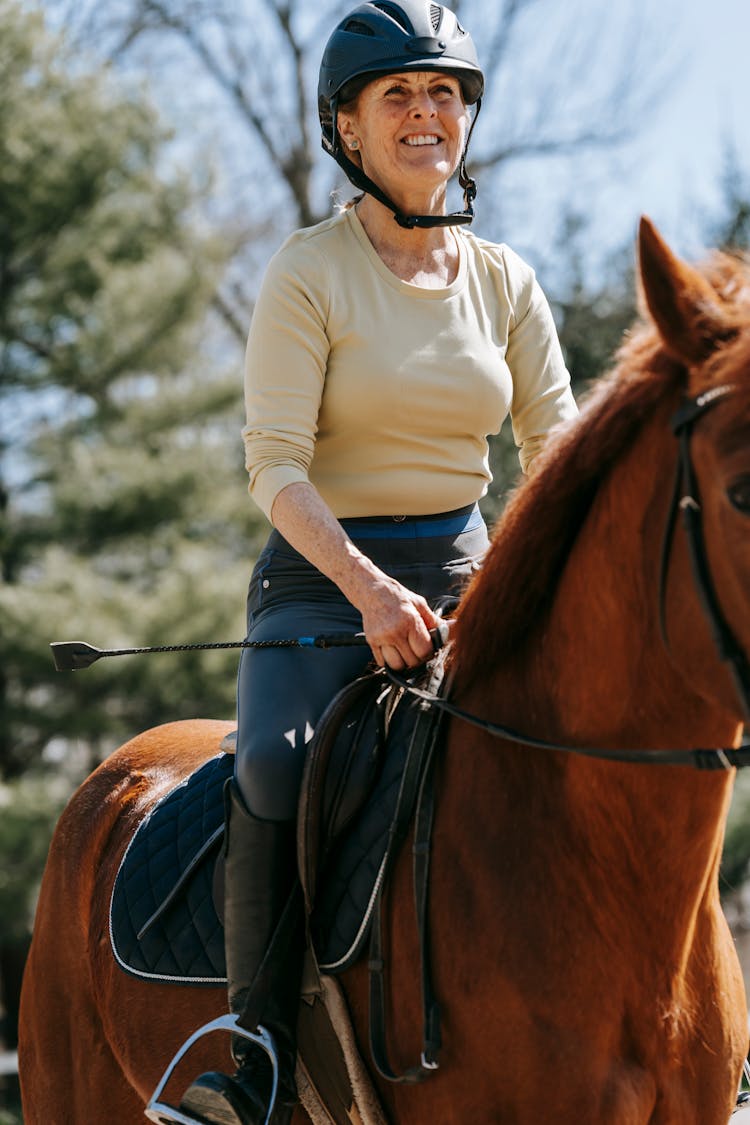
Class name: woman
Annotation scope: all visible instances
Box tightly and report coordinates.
[180,2,578,1122]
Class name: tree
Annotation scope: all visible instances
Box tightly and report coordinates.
[0,0,271,1066]
[45,0,667,344]
[0,0,265,782]
[54,0,662,526]
[20,0,669,551]
[710,146,750,253]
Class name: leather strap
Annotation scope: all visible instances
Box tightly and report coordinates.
[669,390,750,721]
[386,668,750,771]
[367,683,445,1083]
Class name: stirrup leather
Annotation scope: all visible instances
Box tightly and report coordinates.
[145,1015,279,1125]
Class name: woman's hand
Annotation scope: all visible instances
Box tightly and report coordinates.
[356,574,441,670]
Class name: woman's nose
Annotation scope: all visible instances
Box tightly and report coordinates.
[409,93,437,117]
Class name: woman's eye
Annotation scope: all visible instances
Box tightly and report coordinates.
[727,478,750,514]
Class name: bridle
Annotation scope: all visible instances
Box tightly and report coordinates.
[388,384,750,770]
[660,384,750,721]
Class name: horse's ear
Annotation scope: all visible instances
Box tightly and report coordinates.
[638,216,730,365]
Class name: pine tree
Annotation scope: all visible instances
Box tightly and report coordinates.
[0,0,265,783]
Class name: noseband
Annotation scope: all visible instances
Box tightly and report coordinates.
[389,384,750,770]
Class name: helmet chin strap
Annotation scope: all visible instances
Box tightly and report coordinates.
[326,96,482,230]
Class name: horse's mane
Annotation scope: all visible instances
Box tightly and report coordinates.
[451,251,750,691]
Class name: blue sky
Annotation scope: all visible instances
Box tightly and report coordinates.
[578,0,749,258]
[479,0,750,275]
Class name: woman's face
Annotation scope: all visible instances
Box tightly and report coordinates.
[337,71,469,209]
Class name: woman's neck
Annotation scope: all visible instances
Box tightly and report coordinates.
[354,195,460,287]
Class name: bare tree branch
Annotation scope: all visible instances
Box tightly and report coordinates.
[472,123,636,173]
[269,0,316,225]
[480,0,530,78]
[49,0,676,299]
[212,288,249,344]
[147,1,286,171]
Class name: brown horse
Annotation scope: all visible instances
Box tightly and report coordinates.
[19,218,750,1124]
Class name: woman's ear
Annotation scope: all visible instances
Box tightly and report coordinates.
[336,113,359,153]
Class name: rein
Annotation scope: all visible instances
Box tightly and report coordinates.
[388,385,750,770]
[385,668,750,770]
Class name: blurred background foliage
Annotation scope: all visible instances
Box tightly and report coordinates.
[1,0,750,1117]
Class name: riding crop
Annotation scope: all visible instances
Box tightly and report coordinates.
[50,623,450,672]
[49,634,371,671]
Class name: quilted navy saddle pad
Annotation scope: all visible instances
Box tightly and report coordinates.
[110,753,233,985]
[109,708,417,984]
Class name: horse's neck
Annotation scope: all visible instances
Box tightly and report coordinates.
[449,417,740,954]
[531,412,741,748]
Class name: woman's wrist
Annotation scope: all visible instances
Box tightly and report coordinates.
[270,481,390,608]
[329,541,393,612]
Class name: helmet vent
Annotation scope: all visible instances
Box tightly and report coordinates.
[430,4,442,32]
[344,17,376,35]
[371,2,412,33]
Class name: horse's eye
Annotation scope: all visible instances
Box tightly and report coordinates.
[727,477,750,514]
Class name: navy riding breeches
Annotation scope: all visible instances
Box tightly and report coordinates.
[234,504,489,822]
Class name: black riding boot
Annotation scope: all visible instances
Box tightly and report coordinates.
[179,780,303,1125]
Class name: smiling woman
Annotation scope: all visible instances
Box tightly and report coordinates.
[171,2,579,1123]
[319,2,483,232]
[336,71,470,236]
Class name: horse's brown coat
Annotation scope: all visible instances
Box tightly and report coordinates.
[19,221,750,1123]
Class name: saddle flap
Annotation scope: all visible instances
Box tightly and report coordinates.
[297,670,390,916]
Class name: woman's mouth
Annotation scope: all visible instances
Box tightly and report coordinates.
[402,134,440,146]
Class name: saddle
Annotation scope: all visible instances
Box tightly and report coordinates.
[110,664,442,980]
[113,658,448,1124]
[300,666,433,972]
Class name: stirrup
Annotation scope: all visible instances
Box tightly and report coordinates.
[145,1014,280,1125]
[733,1058,750,1115]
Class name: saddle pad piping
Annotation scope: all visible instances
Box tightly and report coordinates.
[318,851,388,973]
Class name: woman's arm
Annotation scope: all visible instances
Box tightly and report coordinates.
[271,482,441,670]
[502,248,578,474]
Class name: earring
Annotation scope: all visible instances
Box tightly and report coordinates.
[349,139,360,150]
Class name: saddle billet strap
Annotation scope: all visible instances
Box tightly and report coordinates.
[367,674,446,1084]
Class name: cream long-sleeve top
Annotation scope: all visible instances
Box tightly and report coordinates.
[243,207,578,521]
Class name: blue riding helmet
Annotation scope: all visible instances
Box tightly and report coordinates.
[318,0,484,229]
